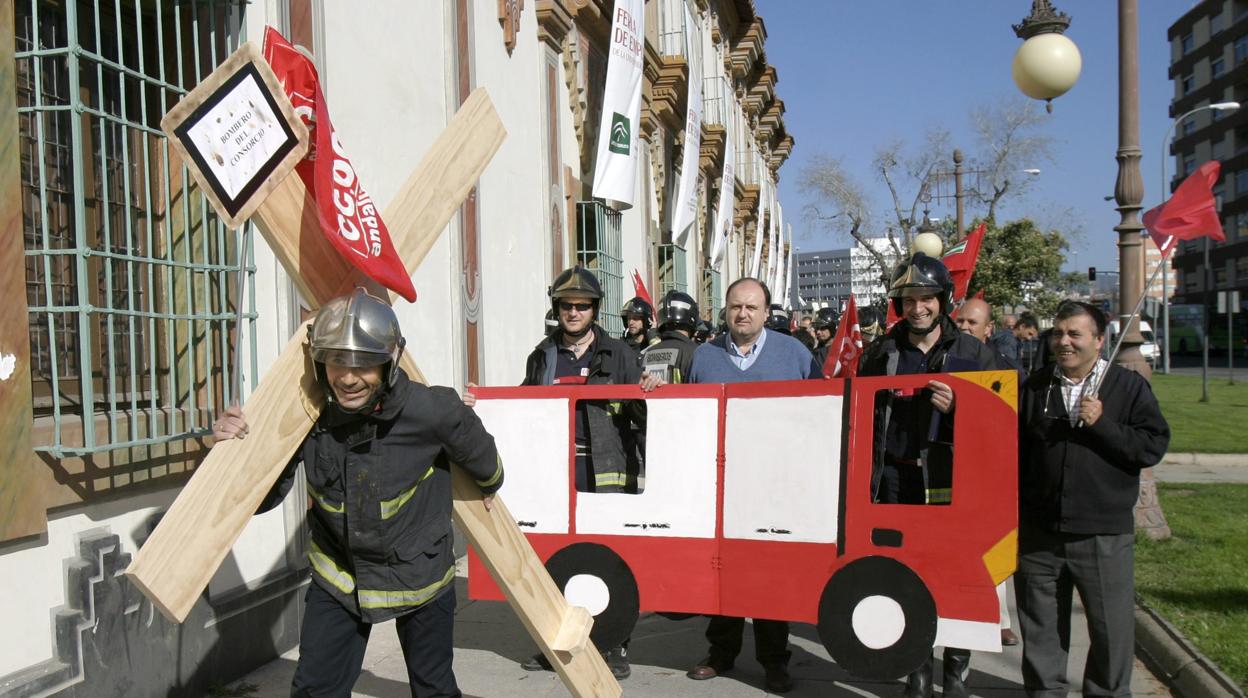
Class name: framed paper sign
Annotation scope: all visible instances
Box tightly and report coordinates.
[161,42,308,229]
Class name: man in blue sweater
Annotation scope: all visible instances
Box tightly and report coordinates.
[683,277,819,694]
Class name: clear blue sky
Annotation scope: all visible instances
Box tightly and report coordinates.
[758,0,1189,273]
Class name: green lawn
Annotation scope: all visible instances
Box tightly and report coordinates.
[1136,483,1248,690]
[1148,375,1248,453]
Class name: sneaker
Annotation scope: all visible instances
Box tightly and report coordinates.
[520,652,552,672]
[604,645,631,680]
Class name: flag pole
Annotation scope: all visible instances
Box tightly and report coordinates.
[1090,236,1174,395]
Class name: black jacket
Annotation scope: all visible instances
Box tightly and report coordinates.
[640,329,698,383]
[1018,362,1169,534]
[263,369,502,623]
[858,316,1000,501]
[523,325,645,492]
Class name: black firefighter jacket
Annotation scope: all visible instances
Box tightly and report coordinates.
[1018,362,1169,535]
[262,368,503,623]
[523,325,645,492]
[858,316,1000,502]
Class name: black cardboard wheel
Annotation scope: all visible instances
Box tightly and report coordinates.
[817,556,937,680]
[545,543,639,651]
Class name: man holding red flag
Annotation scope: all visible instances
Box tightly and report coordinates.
[263,28,416,302]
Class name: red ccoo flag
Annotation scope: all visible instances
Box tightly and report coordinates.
[823,296,863,379]
[941,222,986,305]
[631,269,656,323]
[263,27,417,302]
[1143,160,1225,256]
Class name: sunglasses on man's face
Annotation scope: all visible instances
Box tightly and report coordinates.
[559,302,593,312]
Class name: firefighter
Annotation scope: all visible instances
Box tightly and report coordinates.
[764,303,792,335]
[858,305,885,349]
[812,306,839,369]
[517,266,655,679]
[640,290,700,384]
[857,253,998,698]
[693,319,714,344]
[620,296,657,351]
[212,288,503,698]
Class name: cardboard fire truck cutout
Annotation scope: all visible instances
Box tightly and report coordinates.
[468,371,1018,680]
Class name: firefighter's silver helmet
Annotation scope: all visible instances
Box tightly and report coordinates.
[309,288,405,388]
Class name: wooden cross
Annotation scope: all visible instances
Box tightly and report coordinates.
[124,88,618,698]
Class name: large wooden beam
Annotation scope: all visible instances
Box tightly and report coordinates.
[0,0,42,541]
[125,87,617,696]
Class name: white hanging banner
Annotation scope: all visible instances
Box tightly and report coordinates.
[766,183,779,291]
[709,120,735,267]
[783,222,794,309]
[750,164,765,277]
[592,0,645,208]
[768,194,778,293]
[672,6,703,245]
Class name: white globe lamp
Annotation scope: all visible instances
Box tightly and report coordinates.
[1011,1,1081,112]
[912,231,944,258]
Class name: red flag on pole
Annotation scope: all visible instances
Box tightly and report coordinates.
[263,28,417,302]
[1143,160,1225,256]
[631,269,656,323]
[823,296,863,379]
[941,222,986,305]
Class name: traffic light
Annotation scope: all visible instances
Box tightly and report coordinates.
[1088,266,1097,281]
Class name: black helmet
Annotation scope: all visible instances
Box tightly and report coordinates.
[814,306,840,331]
[620,296,654,329]
[656,290,699,332]
[888,252,954,315]
[858,307,888,342]
[693,319,713,343]
[549,266,603,316]
[765,304,791,334]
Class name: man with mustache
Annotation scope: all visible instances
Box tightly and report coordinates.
[1016,301,1169,698]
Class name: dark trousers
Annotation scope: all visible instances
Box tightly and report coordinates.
[705,615,791,668]
[292,582,461,698]
[1015,527,1135,698]
[878,461,925,504]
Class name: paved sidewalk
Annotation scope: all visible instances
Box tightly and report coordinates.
[234,576,1169,697]
[1156,453,1248,483]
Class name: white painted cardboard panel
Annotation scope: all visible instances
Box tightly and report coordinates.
[576,398,718,538]
[723,395,842,543]
[474,398,569,534]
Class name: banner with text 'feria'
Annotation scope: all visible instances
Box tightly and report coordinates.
[262,27,416,302]
[592,0,645,209]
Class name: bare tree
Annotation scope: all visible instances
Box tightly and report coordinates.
[967,96,1054,223]
[799,97,1055,286]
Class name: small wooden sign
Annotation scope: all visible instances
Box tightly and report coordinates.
[161,42,308,229]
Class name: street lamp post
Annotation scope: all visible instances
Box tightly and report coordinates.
[1011,0,1171,539]
[1158,102,1240,374]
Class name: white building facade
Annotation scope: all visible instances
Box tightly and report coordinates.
[0,1,792,694]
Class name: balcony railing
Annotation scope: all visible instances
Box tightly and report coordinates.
[703,75,733,127]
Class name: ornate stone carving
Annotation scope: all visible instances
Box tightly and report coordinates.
[498,0,525,53]
[536,0,574,50]
[699,123,726,174]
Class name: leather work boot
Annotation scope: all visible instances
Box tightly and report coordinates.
[902,657,934,698]
[942,648,971,698]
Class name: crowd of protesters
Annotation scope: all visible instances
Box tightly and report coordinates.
[459,252,1169,697]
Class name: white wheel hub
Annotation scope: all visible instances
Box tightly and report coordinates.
[851,595,906,649]
[564,574,610,616]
